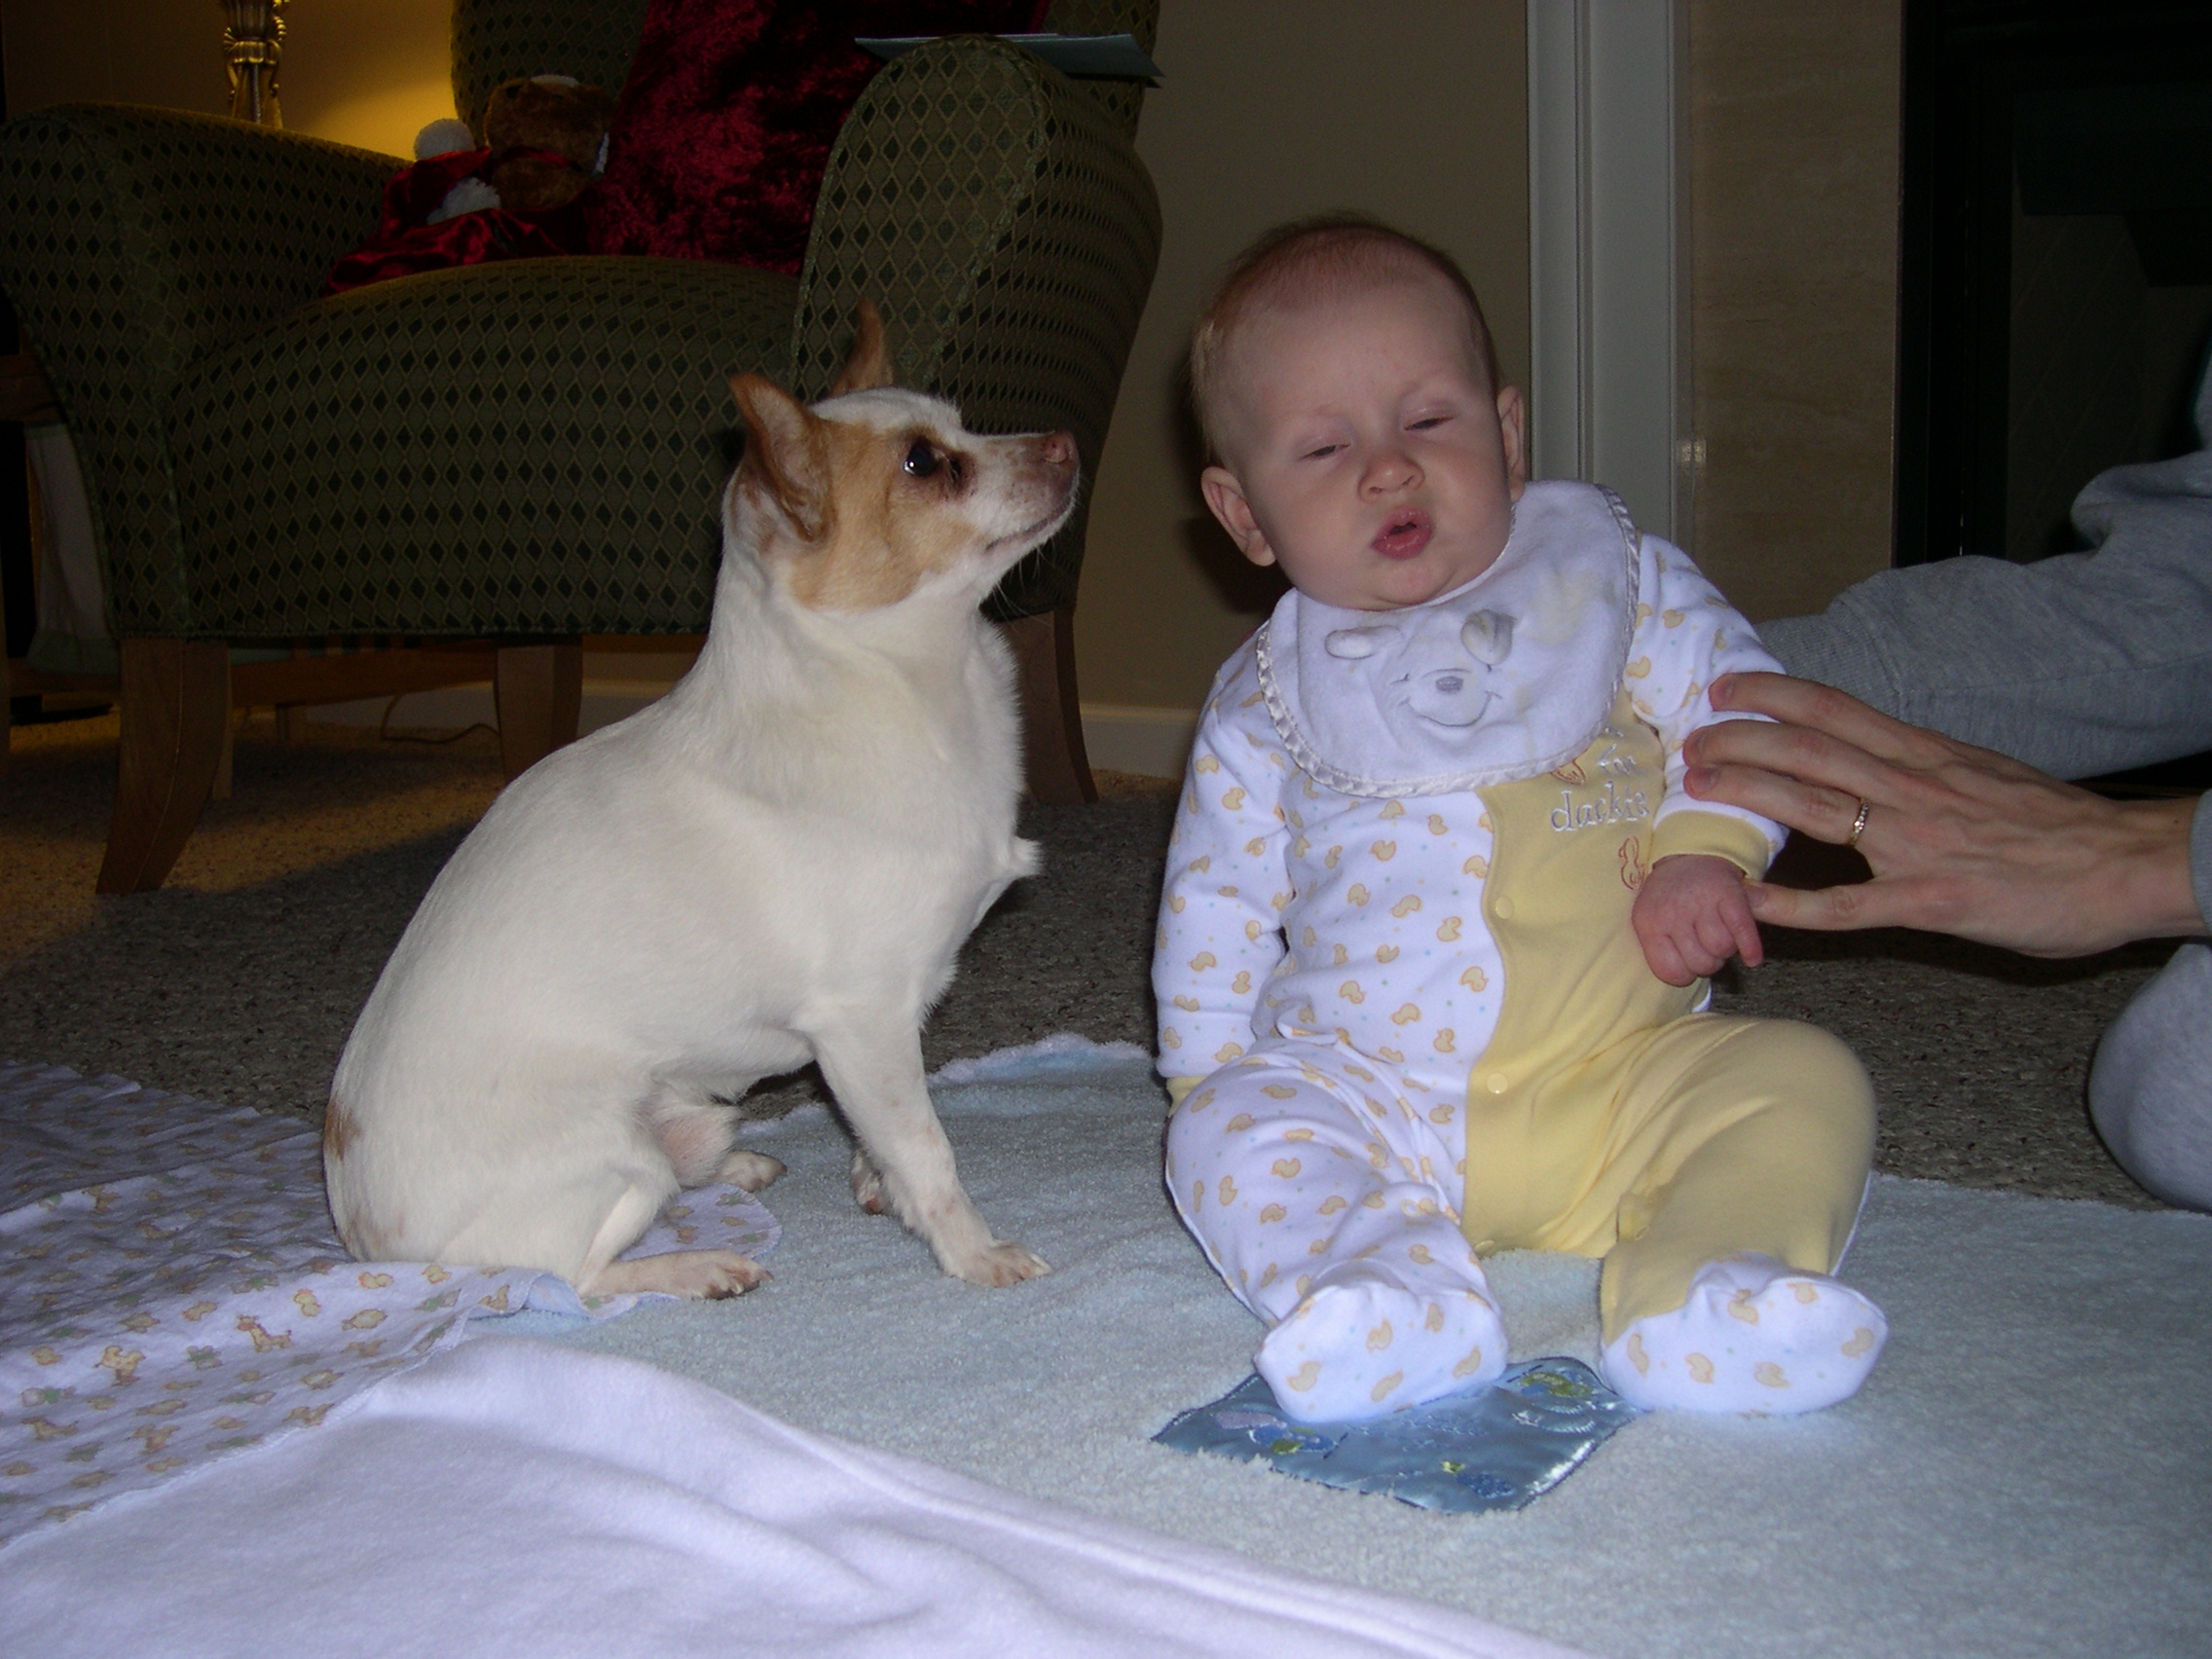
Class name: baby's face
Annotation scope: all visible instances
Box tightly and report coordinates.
[1202,273,1525,611]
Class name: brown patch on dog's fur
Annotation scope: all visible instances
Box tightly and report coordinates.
[322,1095,360,1162]
[727,377,980,614]
[782,423,978,611]
[726,302,1077,615]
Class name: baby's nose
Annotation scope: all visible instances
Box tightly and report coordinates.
[1362,448,1420,492]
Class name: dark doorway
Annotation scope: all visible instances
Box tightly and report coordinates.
[1894,1,2212,568]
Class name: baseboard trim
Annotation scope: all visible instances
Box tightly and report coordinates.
[1077,703,1198,782]
[298,684,1203,782]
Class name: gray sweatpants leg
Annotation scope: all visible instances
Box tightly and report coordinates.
[2087,796,2212,1212]
[2090,941,2212,1211]
[1761,365,2212,781]
[1759,475,2212,781]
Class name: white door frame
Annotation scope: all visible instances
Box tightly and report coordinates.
[1527,0,1691,543]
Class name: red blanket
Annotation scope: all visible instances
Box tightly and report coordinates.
[324,148,594,297]
[591,0,1047,273]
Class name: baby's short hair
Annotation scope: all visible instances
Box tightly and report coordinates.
[1189,213,1500,463]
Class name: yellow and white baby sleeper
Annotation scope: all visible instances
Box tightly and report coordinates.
[1156,483,1886,1420]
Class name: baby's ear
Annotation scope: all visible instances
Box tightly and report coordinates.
[1200,466,1273,567]
[1494,385,1528,501]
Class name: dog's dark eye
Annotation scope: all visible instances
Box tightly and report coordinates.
[903,440,941,478]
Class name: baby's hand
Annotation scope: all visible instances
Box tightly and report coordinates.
[1631,854,1764,985]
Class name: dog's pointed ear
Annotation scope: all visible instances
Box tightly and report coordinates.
[730,373,830,542]
[828,299,894,396]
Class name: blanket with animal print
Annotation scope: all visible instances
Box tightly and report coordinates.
[0,1063,776,1549]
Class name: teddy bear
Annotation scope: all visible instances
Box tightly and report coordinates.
[324,75,618,295]
[421,75,619,222]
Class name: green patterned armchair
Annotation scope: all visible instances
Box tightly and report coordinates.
[0,0,1160,890]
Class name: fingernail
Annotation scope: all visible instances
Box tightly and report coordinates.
[1685,766,1714,792]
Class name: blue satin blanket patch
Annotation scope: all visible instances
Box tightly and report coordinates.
[1153,1358,1640,1514]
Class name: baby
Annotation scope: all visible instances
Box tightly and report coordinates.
[1156,216,1887,1421]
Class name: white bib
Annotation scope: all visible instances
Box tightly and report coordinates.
[1254,481,1639,798]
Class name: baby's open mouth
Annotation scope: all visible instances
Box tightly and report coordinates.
[1372,509,1433,561]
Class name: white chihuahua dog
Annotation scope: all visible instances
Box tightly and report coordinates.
[324,305,1076,1298]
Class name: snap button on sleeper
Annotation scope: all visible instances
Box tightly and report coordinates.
[1485,1072,1509,1094]
[1493,897,1516,919]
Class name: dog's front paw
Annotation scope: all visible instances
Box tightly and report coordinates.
[686,1251,770,1299]
[850,1147,888,1215]
[944,1238,1051,1288]
[588,1248,768,1301]
[717,1150,787,1193]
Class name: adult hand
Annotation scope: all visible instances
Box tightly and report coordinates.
[1682,673,2205,958]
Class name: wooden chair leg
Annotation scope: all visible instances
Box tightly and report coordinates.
[276,643,310,739]
[98,638,230,894]
[494,641,583,782]
[210,706,237,800]
[999,606,1096,805]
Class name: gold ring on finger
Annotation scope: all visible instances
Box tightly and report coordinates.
[1847,798,1870,849]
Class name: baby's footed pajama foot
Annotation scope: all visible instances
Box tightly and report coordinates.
[1599,1253,1887,1415]
[1256,1260,1508,1423]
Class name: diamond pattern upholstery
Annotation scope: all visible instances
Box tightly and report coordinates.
[170,258,793,635]
[1033,0,1158,142]
[0,108,394,633]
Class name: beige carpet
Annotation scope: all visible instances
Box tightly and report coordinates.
[3,710,507,968]
[0,708,2174,1208]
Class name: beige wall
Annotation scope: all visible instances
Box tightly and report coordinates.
[2,0,456,157]
[1,1,220,122]
[1076,0,1530,713]
[1685,0,1902,622]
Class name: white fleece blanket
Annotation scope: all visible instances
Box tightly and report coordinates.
[1,1337,1584,1659]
